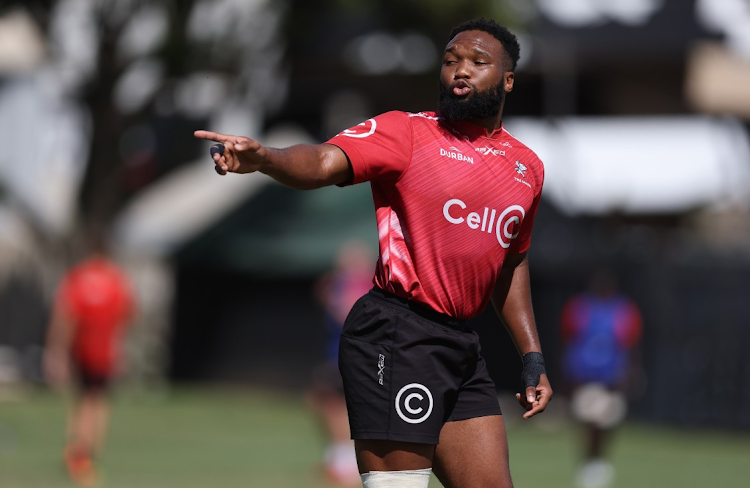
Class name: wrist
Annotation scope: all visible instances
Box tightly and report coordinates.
[521,352,546,388]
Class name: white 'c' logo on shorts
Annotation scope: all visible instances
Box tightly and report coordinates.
[395,383,433,424]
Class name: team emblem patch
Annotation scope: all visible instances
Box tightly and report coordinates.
[395,383,433,424]
[515,161,527,178]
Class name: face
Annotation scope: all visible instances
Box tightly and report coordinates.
[437,30,514,121]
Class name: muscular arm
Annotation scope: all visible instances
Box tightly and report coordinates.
[490,252,553,418]
[491,252,541,354]
[194,130,353,190]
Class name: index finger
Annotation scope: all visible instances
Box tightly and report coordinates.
[194,130,235,143]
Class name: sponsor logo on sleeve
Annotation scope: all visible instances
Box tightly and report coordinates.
[340,118,377,138]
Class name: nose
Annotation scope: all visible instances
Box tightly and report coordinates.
[454,60,470,79]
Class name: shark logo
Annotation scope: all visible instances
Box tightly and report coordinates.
[515,161,527,178]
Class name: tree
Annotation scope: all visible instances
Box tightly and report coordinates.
[0,0,288,245]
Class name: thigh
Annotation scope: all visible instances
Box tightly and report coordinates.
[433,415,513,488]
[355,439,434,473]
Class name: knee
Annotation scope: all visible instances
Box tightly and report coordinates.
[361,468,432,488]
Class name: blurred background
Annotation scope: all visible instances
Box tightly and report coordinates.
[1,0,750,487]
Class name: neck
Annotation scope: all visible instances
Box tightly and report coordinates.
[472,98,505,134]
[467,107,503,135]
[468,109,504,135]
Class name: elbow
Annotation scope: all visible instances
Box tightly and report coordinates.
[292,178,328,191]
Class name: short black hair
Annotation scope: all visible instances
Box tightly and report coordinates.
[448,18,520,71]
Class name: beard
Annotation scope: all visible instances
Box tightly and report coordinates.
[437,81,505,121]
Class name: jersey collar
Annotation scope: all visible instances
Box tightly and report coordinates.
[441,116,505,140]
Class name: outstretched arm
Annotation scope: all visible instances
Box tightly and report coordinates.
[491,252,553,418]
[194,130,353,190]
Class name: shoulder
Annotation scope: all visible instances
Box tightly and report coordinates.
[337,111,413,138]
[502,126,544,188]
[502,127,543,167]
[375,110,413,123]
[377,110,441,129]
[405,111,441,121]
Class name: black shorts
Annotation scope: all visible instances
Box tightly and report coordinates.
[339,288,501,444]
[73,361,113,393]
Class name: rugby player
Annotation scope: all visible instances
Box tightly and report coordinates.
[45,244,135,487]
[195,18,552,488]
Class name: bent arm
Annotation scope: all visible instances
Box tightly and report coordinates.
[491,252,552,417]
[194,130,352,190]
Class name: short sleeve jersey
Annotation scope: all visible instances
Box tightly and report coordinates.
[326,111,544,319]
[561,293,643,386]
[56,257,135,372]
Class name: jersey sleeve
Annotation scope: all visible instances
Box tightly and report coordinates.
[509,188,542,254]
[615,301,643,348]
[325,111,412,185]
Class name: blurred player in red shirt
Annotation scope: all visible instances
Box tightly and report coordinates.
[45,241,135,487]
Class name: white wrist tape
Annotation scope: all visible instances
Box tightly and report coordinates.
[361,468,432,488]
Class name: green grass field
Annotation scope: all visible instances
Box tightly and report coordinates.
[1,386,749,488]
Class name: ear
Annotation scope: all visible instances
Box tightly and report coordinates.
[504,71,515,93]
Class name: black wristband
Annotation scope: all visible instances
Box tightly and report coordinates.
[521,352,546,388]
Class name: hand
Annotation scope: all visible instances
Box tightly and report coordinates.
[516,373,552,419]
[194,130,265,175]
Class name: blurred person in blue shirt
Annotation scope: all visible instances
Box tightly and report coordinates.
[560,268,643,488]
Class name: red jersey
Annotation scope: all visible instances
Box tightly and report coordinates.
[327,111,544,319]
[56,257,134,373]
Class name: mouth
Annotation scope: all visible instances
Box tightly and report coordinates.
[451,80,472,97]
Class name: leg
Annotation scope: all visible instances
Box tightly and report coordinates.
[586,423,606,460]
[89,391,110,456]
[433,415,513,488]
[73,390,107,455]
[355,439,434,473]
[65,391,105,487]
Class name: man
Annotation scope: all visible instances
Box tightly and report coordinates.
[195,18,552,488]
[560,268,642,488]
[44,243,135,487]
